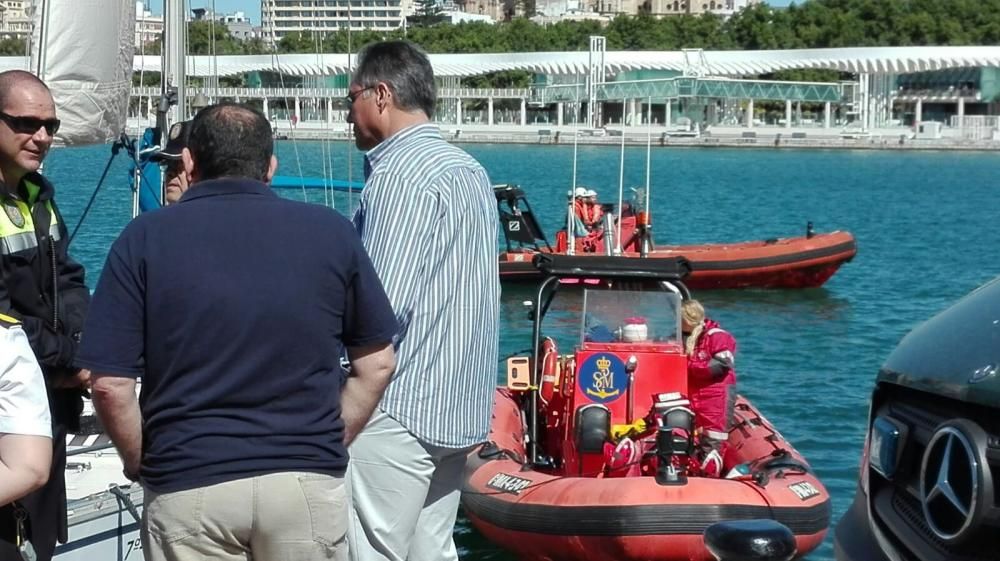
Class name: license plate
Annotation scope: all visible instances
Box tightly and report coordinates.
[869,415,907,480]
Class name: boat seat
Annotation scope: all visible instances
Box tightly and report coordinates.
[575,404,610,455]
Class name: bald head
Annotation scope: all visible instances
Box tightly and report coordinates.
[0,70,51,112]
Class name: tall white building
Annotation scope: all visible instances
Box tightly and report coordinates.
[135,1,164,48]
[0,0,31,40]
[261,0,416,44]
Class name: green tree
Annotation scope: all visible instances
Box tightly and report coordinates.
[0,38,26,56]
[188,19,245,55]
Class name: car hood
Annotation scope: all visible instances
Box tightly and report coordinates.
[879,276,1000,408]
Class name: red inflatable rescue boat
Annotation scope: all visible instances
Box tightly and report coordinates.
[461,254,831,561]
[495,184,856,290]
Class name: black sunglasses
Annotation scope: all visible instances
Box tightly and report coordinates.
[0,111,60,136]
[159,159,184,173]
[344,86,376,105]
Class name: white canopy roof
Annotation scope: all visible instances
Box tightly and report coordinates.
[139,46,1000,78]
[4,46,1000,79]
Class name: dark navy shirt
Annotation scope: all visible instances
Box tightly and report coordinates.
[76,178,397,493]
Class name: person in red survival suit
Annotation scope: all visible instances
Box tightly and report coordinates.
[681,299,736,478]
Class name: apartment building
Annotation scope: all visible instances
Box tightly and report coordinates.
[0,0,31,40]
[135,2,164,48]
[646,0,762,16]
[193,8,257,40]
[261,0,417,43]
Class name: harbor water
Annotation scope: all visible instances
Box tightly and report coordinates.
[45,140,1000,560]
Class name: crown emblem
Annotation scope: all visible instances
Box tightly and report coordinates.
[596,356,611,371]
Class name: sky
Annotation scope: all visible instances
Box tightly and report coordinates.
[148,0,795,25]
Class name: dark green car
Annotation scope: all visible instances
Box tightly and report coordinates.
[834,275,999,561]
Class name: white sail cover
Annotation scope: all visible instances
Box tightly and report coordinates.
[30,0,135,146]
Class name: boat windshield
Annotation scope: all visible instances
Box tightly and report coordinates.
[580,289,682,346]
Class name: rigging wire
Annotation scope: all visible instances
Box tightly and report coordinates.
[615,98,626,254]
[266,0,307,202]
[645,95,652,217]
[69,144,122,245]
[346,9,356,216]
[566,87,580,256]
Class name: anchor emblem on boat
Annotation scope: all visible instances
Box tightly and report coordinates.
[581,355,624,402]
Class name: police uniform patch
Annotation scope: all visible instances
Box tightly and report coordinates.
[3,201,24,228]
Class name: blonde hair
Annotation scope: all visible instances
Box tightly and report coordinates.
[682,299,706,356]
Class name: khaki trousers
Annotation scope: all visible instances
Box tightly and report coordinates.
[142,472,347,561]
[346,409,474,561]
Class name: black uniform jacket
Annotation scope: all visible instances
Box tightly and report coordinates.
[0,172,90,430]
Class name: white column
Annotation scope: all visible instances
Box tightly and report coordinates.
[293,97,301,123]
[262,98,270,120]
[914,98,923,127]
[664,99,672,126]
[326,97,333,126]
[557,102,564,126]
[520,98,527,126]
[146,96,153,119]
[456,97,463,125]
[487,97,494,126]
[824,101,831,129]
[785,100,792,128]
[957,97,965,134]
[795,101,802,125]
[745,99,753,128]
[628,98,637,125]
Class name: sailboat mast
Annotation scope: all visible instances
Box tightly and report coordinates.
[165,0,187,122]
[31,0,50,77]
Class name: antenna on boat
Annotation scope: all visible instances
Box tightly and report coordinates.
[641,95,653,257]
[614,98,626,256]
[566,93,581,255]
[346,10,355,214]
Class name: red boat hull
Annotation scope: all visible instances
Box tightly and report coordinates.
[462,389,831,561]
[498,230,857,289]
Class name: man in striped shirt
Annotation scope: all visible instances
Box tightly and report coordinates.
[346,40,501,561]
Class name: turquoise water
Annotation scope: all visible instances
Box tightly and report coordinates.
[44,141,1000,560]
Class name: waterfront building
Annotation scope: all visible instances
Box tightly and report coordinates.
[440,10,495,24]
[260,0,416,43]
[530,10,610,25]
[193,8,257,40]
[459,0,522,22]
[135,3,163,48]
[637,0,762,17]
[593,0,641,18]
[0,45,988,141]
[0,0,31,40]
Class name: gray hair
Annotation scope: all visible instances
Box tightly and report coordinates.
[352,40,436,119]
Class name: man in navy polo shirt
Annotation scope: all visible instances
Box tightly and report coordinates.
[77,103,398,561]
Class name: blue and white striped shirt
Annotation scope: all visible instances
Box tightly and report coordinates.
[353,124,500,448]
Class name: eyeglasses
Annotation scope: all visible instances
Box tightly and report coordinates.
[344,86,375,106]
[0,111,60,136]
[160,160,184,175]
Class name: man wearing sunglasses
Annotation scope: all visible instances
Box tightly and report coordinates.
[151,120,192,205]
[0,70,91,561]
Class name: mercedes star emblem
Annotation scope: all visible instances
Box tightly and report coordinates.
[920,421,992,544]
